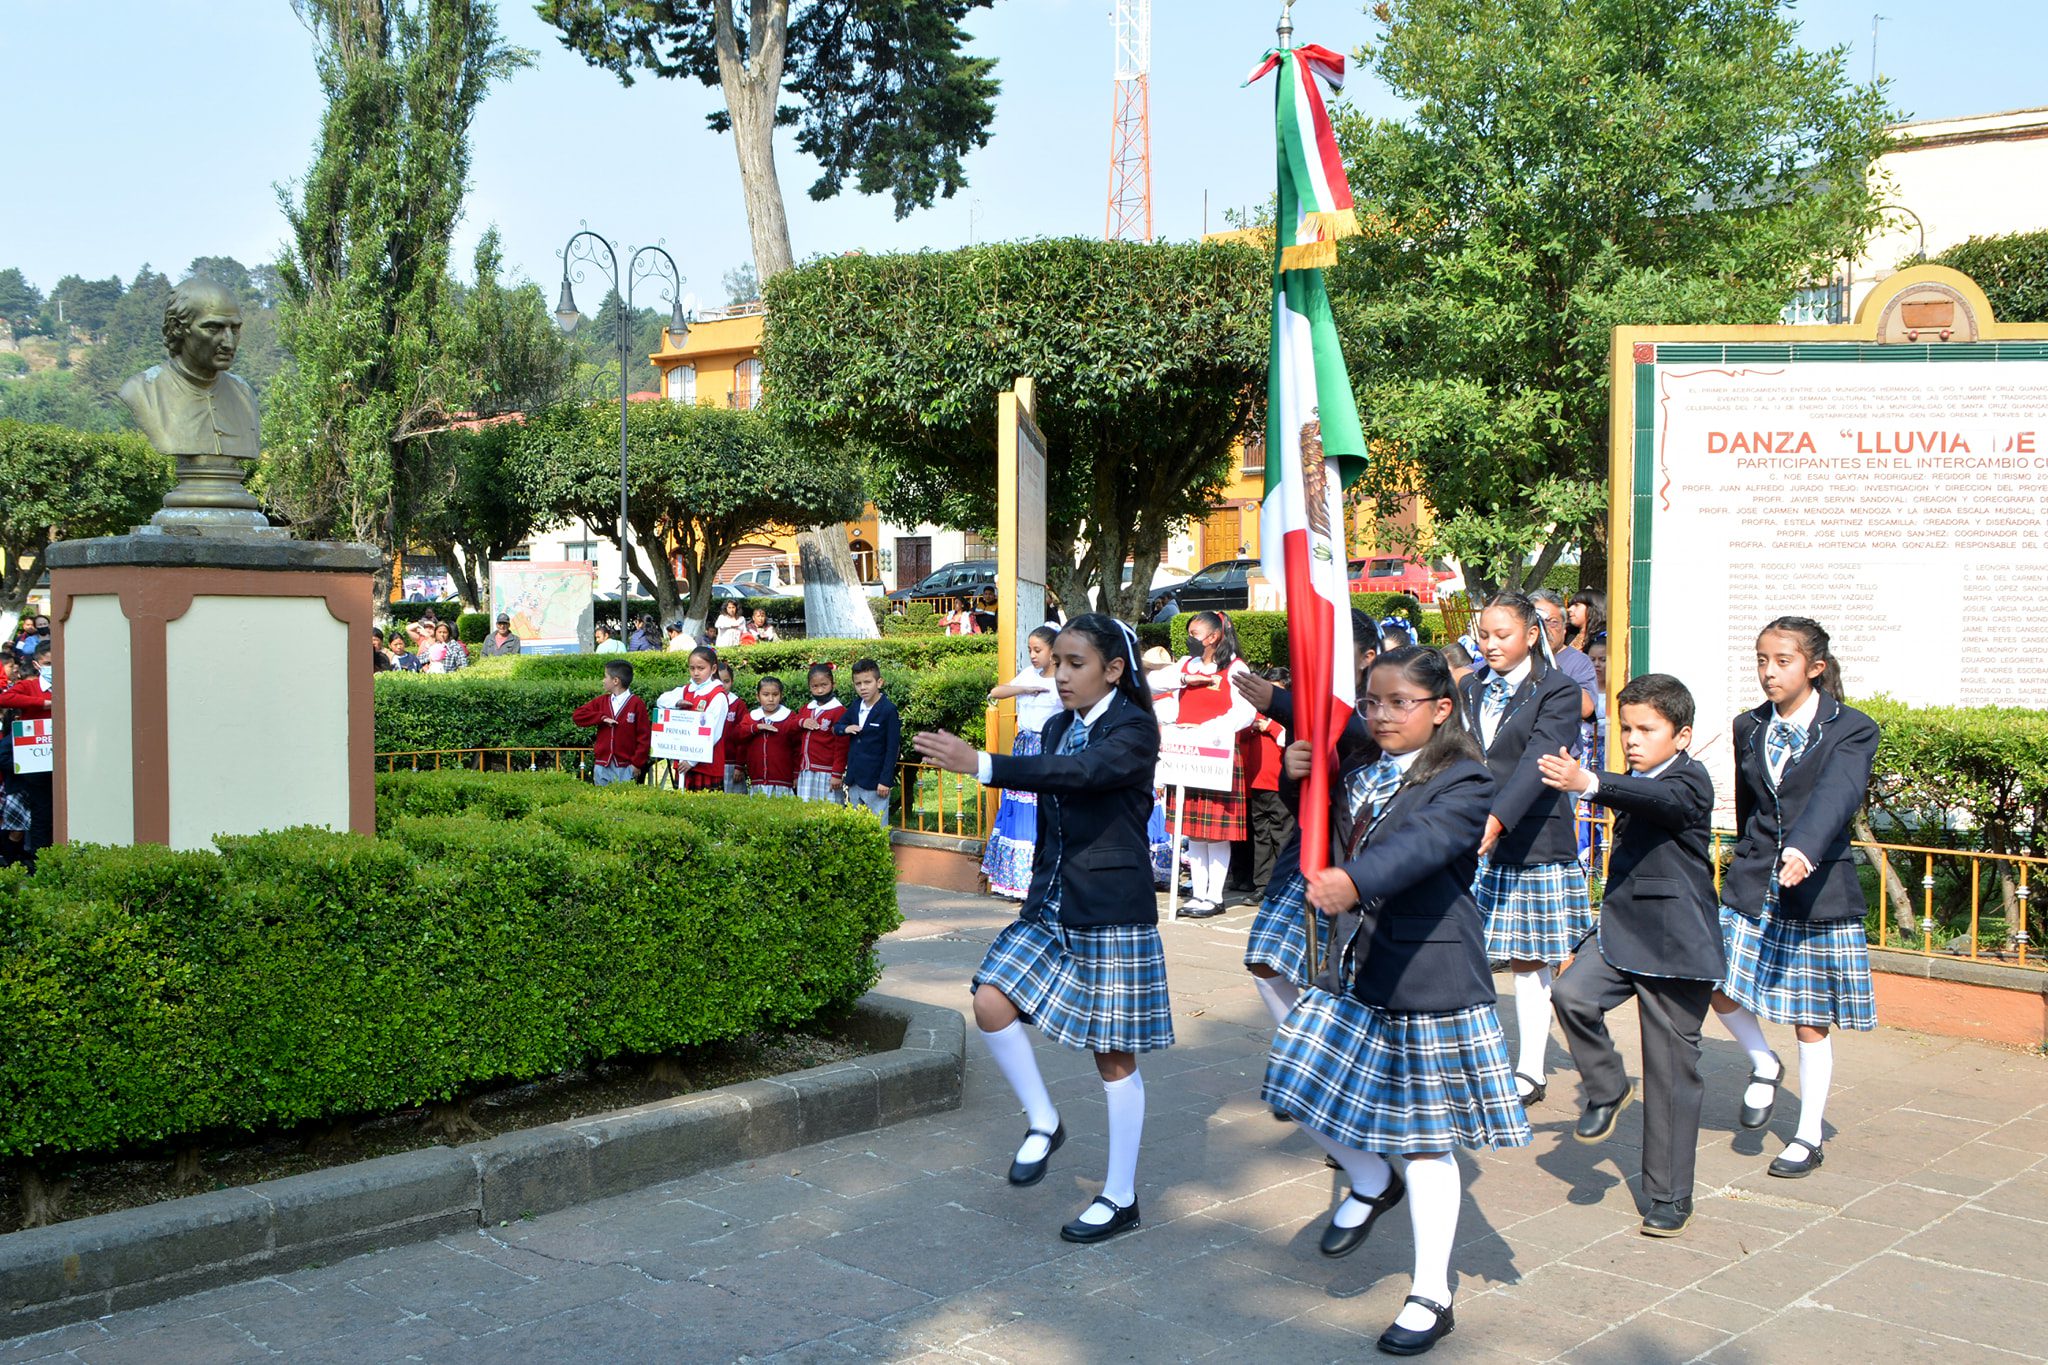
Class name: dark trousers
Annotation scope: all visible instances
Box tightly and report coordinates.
[1553,946,1713,1203]
[1247,788,1295,896]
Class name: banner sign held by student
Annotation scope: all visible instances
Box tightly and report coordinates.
[11,720,51,774]
[1156,730,1235,793]
[650,708,718,764]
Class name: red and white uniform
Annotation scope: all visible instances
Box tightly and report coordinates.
[656,677,732,790]
[571,690,651,771]
[731,704,802,792]
[797,695,849,776]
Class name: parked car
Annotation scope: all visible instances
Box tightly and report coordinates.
[729,564,794,595]
[1347,555,1456,604]
[887,558,998,605]
[1146,558,1259,622]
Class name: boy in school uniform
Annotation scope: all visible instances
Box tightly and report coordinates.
[834,658,900,820]
[1538,673,1724,1237]
[571,659,651,786]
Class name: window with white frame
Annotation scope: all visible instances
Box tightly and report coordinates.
[732,358,763,410]
[666,364,697,404]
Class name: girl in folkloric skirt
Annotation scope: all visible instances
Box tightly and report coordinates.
[914,615,1169,1245]
[1712,617,1880,1179]
[981,625,1062,899]
[1149,611,1254,917]
[1267,645,1530,1356]
[1463,592,1595,1104]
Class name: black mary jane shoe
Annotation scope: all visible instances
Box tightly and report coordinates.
[1767,1140,1824,1179]
[1515,1073,1546,1107]
[1573,1082,1635,1144]
[1319,1165,1407,1258]
[1640,1197,1694,1238]
[1177,900,1225,920]
[1060,1194,1140,1244]
[1376,1296,1455,1356]
[1739,1053,1784,1130]
[1006,1121,1066,1187]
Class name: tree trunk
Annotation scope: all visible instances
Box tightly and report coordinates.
[624,531,682,628]
[0,549,45,624]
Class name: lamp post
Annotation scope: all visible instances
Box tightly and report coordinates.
[554,227,689,642]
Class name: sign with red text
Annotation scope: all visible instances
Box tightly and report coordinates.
[650,708,718,765]
[1156,728,1235,793]
[1613,270,2048,820]
[11,720,51,774]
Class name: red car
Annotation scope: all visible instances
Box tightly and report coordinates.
[1348,556,1455,604]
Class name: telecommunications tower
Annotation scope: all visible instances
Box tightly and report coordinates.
[1105,0,1153,241]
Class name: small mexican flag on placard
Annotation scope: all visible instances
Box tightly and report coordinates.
[11,719,52,774]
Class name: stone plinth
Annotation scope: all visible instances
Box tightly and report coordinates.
[48,533,380,851]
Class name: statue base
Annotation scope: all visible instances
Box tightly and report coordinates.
[47,532,380,851]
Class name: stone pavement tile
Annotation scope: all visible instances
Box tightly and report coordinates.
[621,1275,860,1359]
[786,1149,933,1200]
[1924,1135,2046,1186]
[1194,1306,1378,1365]
[70,1314,275,1365]
[1816,1251,2048,1358]
[1097,1262,1336,1349]
[1653,1286,1773,1334]
[1892,1207,2048,1283]
[340,1243,535,1310]
[1837,1179,1979,1231]
[1665,1205,1799,1261]
[448,1262,662,1328]
[1565,1311,1733,1365]
[1426,1288,1612,1360]
[1487,1261,1674,1323]
[256,1315,461,1365]
[1204,1173,1345,1239]
[698,1247,936,1324]
[1975,1167,2048,1224]
[223,1283,411,1354]
[808,1202,1067,1299]
[963,1292,1231,1364]
[671,1210,852,1265]
[1769,1213,1907,1266]
[1719,1164,1882,1213]
[3,1319,111,1364]
[1701,1303,2016,1365]
[1692,1249,1843,1310]
[1986,1115,2048,1154]
[1059,1210,1258,1278]
[1561,1226,1740,1289]
[1691,1192,1829,1238]
[1491,1194,1649,1252]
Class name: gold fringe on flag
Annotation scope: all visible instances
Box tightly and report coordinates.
[1302,207,1361,241]
[1280,239,1339,272]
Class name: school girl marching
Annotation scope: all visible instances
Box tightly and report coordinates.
[1464,592,1597,1104]
[1265,645,1530,1356]
[912,615,1171,1243]
[1713,617,1881,1178]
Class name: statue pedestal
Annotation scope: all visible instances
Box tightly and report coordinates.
[47,533,380,851]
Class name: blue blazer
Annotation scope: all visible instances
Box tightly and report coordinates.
[1258,685,1373,885]
[1724,692,1879,924]
[1585,754,1724,981]
[989,692,1161,929]
[1323,756,1499,1013]
[1462,658,1582,865]
[834,694,901,790]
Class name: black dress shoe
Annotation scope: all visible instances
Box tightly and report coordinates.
[1740,1053,1784,1130]
[1177,901,1225,920]
[1060,1194,1140,1243]
[1376,1296,1454,1356]
[1006,1121,1065,1186]
[1319,1165,1407,1258]
[1574,1082,1635,1144]
[1768,1140,1824,1179]
[1640,1197,1694,1237]
[1515,1073,1546,1106]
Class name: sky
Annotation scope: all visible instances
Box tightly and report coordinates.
[4,0,2046,307]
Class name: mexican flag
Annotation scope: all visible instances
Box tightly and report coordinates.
[1248,43,1368,878]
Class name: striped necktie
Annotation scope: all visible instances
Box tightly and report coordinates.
[1766,718,1806,786]
[1346,755,1404,830]
[1041,715,1090,919]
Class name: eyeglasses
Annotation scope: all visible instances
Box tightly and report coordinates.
[1361,696,1438,716]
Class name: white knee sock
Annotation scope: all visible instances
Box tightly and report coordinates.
[1191,841,1227,902]
[1076,1070,1145,1225]
[1299,1125,1391,1221]
[1513,968,1554,1085]
[979,1021,1058,1161]
[1715,1002,1782,1108]
[1793,1036,1833,1150]
[1252,973,1300,1028]
[1399,1153,1461,1330]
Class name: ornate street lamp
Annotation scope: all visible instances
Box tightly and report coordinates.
[554,226,688,641]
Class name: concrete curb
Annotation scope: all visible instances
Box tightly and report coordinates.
[0,991,964,1335]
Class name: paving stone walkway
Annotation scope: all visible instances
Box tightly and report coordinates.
[9,885,2047,1364]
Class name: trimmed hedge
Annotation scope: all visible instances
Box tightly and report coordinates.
[377,636,1000,753]
[0,772,899,1160]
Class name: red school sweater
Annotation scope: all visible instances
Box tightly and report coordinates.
[571,692,651,770]
[730,706,803,787]
[796,696,849,775]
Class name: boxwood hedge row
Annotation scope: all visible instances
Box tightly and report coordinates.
[0,772,899,1161]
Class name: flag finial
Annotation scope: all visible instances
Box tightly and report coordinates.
[1277,0,1295,47]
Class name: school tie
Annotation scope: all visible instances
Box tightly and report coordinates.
[1346,754,1403,828]
[1766,718,1806,785]
[1059,716,1091,756]
[1041,716,1091,920]
[1483,678,1511,721]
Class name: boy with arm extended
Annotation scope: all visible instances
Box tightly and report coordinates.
[1539,673,1723,1239]
[572,659,651,786]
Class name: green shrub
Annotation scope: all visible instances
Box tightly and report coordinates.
[456,612,490,644]
[880,601,944,636]
[0,353,27,377]
[1932,230,2048,323]
[1154,595,1423,667]
[0,773,898,1160]
[384,600,461,624]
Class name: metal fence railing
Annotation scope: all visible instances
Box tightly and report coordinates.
[375,747,590,774]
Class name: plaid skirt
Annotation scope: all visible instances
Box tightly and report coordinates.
[795,769,841,803]
[749,783,795,799]
[1243,870,1331,990]
[1720,906,1877,1031]
[1474,858,1596,965]
[1263,988,1532,1155]
[684,765,724,792]
[981,729,1042,899]
[973,914,1175,1055]
[724,763,748,794]
[1180,749,1248,842]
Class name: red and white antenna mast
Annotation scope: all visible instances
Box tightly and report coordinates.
[1105,0,1152,241]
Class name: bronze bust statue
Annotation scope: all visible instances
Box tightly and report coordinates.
[120,278,268,527]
